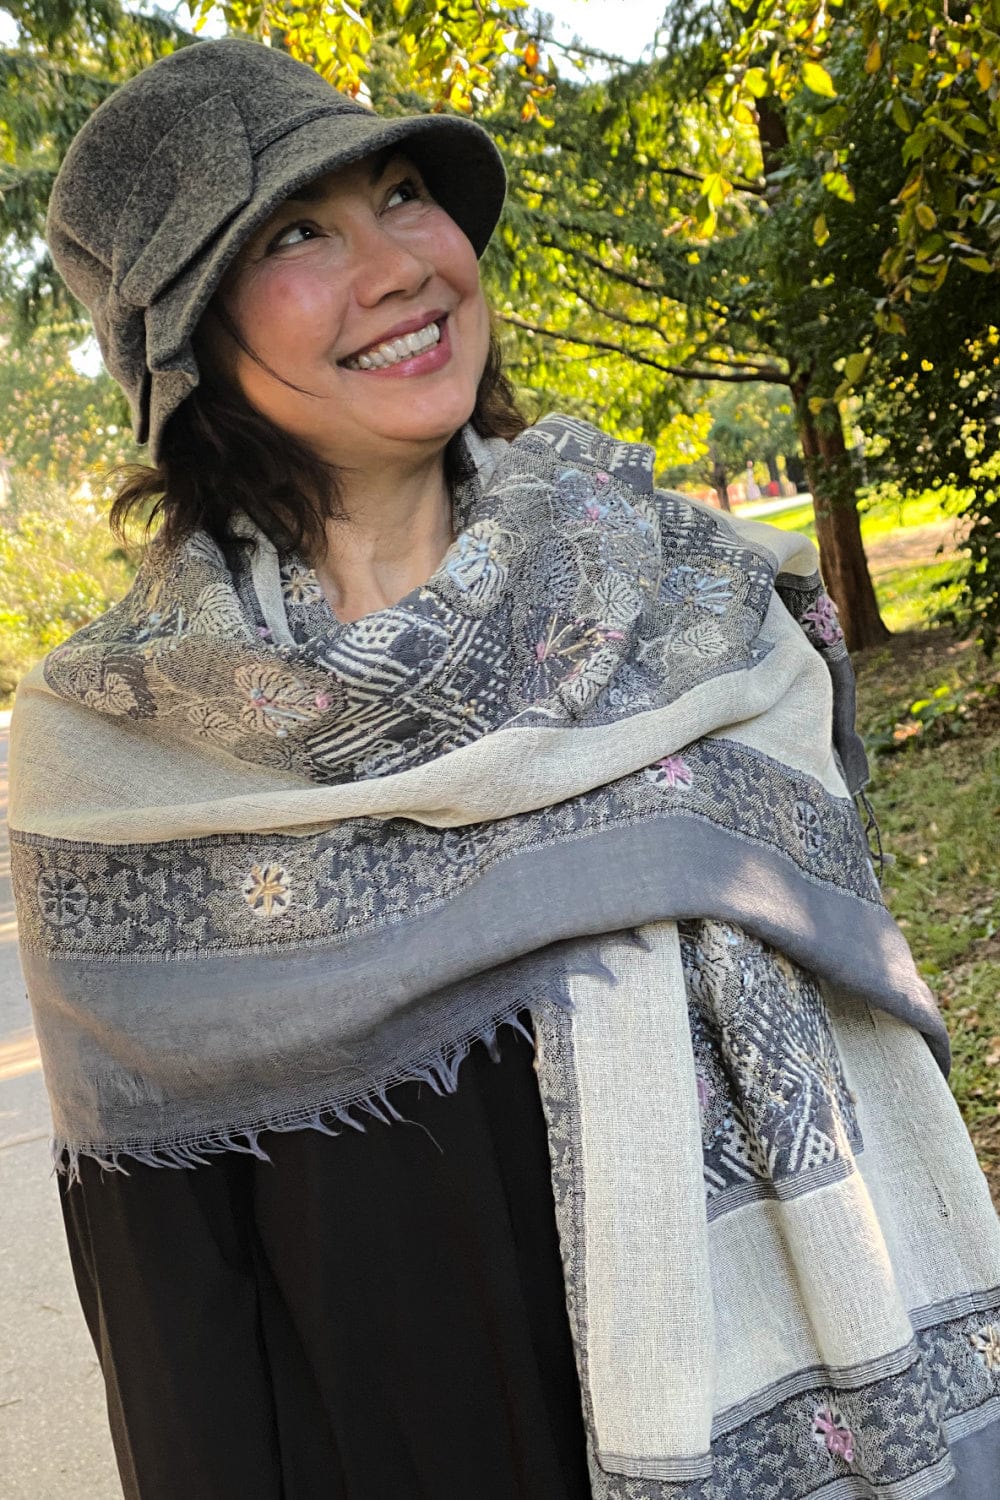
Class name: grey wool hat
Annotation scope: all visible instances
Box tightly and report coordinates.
[46,37,507,460]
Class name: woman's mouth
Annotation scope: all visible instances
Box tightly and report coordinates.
[342,318,444,371]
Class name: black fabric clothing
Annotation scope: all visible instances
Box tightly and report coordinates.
[60,1015,593,1500]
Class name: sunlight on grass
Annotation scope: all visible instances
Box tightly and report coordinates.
[876,560,965,633]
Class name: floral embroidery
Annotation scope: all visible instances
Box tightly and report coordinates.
[520,609,602,701]
[37,870,90,929]
[234,664,324,736]
[674,617,730,658]
[645,754,694,790]
[812,1404,855,1464]
[280,563,323,606]
[801,592,844,648]
[662,565,734,615]
[187,704,240,741]
[241,864,292,918]
[82,670,139,716]
[970,1323,1000,1371]
[793,798,824,852]
[443,520,518,606]
[189,583,250,636]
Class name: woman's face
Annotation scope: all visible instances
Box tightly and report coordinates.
[213,152,491,472]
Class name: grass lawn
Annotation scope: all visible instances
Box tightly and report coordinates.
[846,504,1000,1205]
[758,488,999,1200]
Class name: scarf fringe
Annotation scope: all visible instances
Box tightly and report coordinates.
[52,937,640,1184]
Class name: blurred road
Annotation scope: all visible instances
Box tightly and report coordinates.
[0,712,120,1498]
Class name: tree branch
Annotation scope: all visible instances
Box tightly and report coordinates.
[651,162,767,196]
[498,313,791,384]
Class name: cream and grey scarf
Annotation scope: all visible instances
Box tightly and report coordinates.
[13,414,1000,1497]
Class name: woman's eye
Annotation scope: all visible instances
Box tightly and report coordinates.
[268,222,319,252]
[386,178,421,209]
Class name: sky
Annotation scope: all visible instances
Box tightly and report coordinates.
[0,3,667,61]
[537,1,665,64]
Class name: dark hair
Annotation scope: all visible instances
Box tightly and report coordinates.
[110,329,527,557]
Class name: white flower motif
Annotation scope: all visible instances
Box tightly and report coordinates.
[280,563,323,605]
[970,1324,1000,1371]
[82,671,138,716]
[189,583,250,637]
[241,864,292,918]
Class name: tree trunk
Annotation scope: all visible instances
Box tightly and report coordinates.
[792,377,889,652]
[754,96,888,653]
[710,450,732,511]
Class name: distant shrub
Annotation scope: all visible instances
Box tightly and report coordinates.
[0,475,136,701]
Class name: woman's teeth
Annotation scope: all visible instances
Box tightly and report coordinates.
[345,320,442,370]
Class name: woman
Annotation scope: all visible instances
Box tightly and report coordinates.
[9,36,1000,1500]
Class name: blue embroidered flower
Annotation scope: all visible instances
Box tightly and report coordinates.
[662,566,734,615]
[443,520,514,606]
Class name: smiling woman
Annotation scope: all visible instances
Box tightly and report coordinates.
[9,34,1000,1500]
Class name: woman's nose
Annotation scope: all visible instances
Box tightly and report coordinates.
[349,220,432,307]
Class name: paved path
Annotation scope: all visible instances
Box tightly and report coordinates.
[0,716,120,1498]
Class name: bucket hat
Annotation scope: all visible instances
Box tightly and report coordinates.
[46,38,507,460]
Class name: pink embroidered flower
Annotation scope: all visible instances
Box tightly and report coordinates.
[801,593,844,647]
[645,754,694,791]
[812,1405,855,1465]
[695,1073,715,1111]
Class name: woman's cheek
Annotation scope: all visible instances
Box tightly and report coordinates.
[241,261,342,356]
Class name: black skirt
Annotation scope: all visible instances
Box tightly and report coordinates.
[60,1015,593,1500]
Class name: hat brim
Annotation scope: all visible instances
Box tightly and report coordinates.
[144,108,506,454]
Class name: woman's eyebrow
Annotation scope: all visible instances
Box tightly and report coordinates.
[279,151,401,208]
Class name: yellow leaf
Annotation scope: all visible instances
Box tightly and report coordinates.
[813,212,830,246]
[977,56,994,91]
[802,60,837,98]
[915,202,938,229]
[744,66,768,97]
[865,38,882,75]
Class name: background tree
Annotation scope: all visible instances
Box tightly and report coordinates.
[2,0,998,649]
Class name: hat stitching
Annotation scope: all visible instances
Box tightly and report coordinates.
[251,101,372,154]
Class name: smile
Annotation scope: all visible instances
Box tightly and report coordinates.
[343,319,442,370]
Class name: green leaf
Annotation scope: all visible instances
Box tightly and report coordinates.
[743,67,768,97]
[915,202,938,229]
[844,351,871,384]
[802,61,837,98]
[891,97,913,133]
[961,254,994,272]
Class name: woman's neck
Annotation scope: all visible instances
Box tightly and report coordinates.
[312,452,454,624]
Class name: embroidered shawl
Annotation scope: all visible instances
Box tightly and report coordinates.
[9,413,943,1170]
[11,414,1000,1499]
